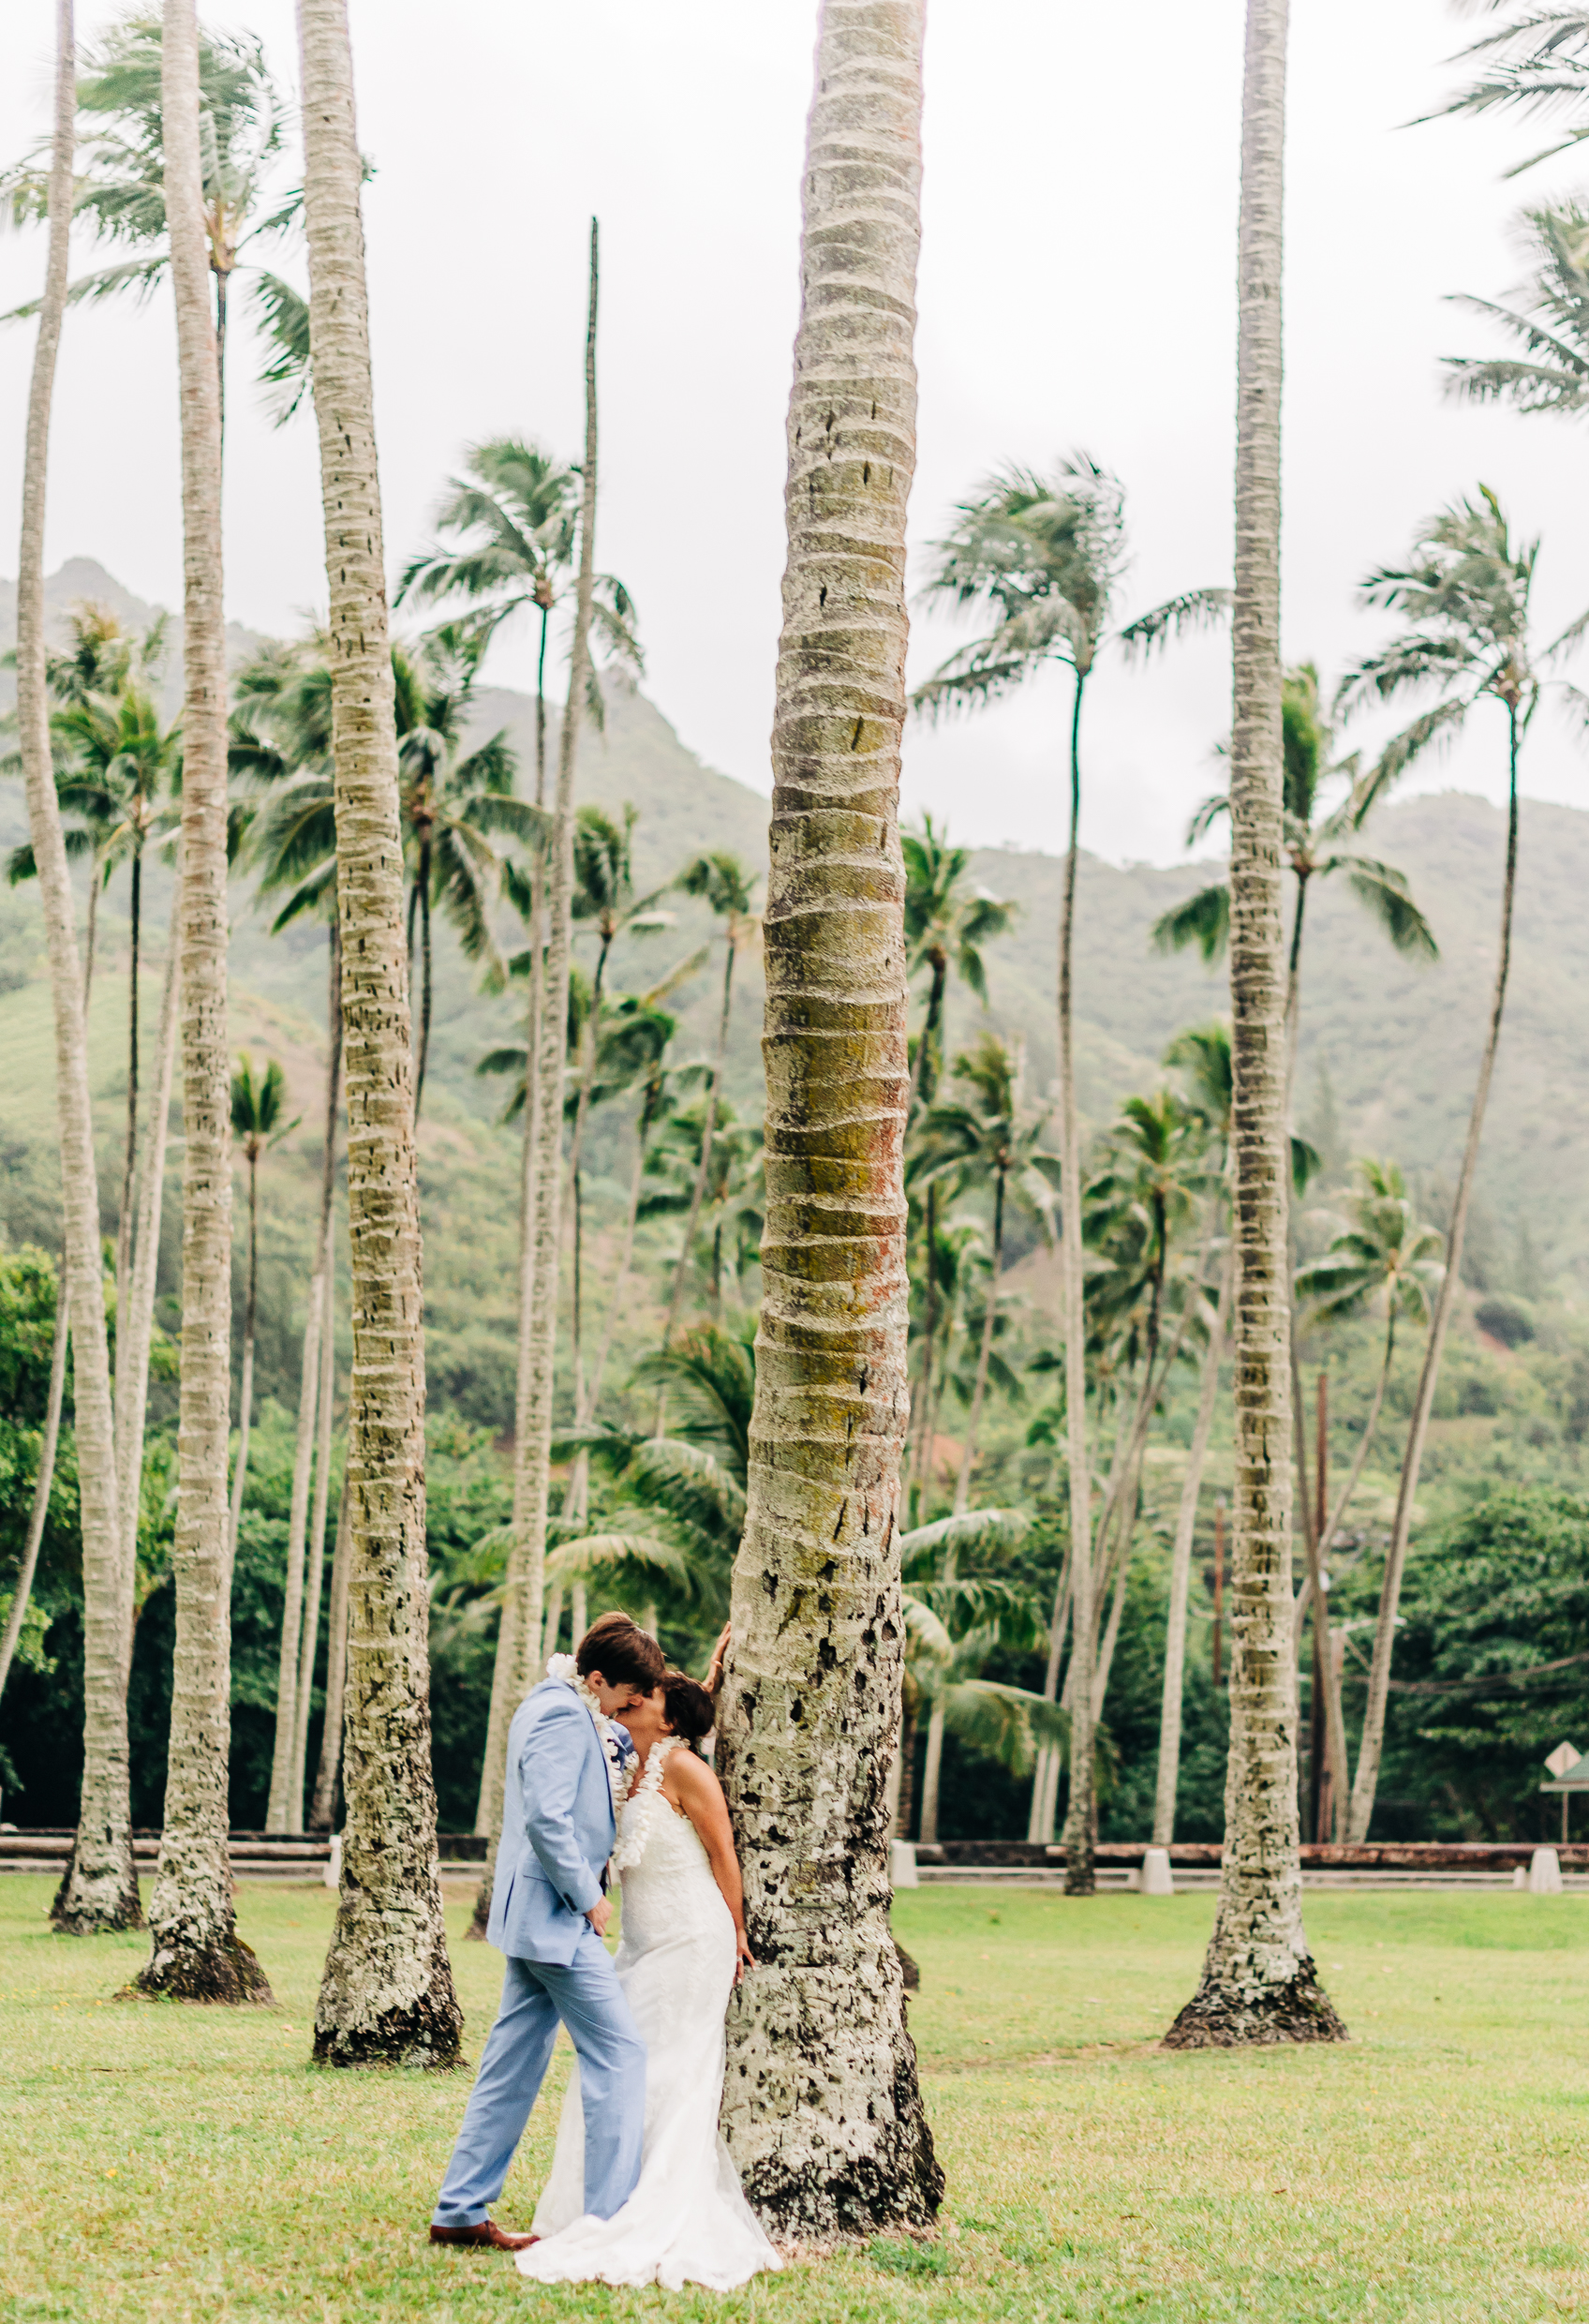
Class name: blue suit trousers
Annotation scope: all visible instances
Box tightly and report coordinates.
[432,1935,646,2228]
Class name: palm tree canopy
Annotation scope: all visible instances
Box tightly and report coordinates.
[1338,485,1589,821]
[395,435,641,723]
[1446,201,1589,416]
[1153,663,1439,970]
[0,12,292,338]
[1431,8,1589,175]
[1295,1157,1445,1328]
[912,454,1229,711]
[676,848,760,927]
[230,1054,288,1159]
[901,812,1017,1006]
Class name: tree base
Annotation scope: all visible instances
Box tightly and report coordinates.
[50,1850,143,1936]
[126,1929,274,2005]
[313,1989,464,2070]
[462,1878,490,1943]
[747,2124,943,2243]
[1163,1958,1348,2049]
[1063,1840,1094,1897]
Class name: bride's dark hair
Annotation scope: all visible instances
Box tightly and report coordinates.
[661,1672,715,1754]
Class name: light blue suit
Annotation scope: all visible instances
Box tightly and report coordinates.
[432,1680,646,2228]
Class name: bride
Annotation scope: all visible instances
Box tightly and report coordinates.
[515,1661,781,2292]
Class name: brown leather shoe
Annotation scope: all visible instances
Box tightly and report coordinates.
[429,2221,540,2252]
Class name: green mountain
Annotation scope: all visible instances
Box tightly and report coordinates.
[3,563,1585,1445]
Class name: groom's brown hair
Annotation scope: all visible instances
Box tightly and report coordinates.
[576,1611,665,1691]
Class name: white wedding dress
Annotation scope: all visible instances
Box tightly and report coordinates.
[515,1740,781,2292]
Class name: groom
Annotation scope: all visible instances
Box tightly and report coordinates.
[429,1612,667,2251]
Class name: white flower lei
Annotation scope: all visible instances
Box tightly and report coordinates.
[546,1651,630,1810]
[611,1736,685,1873]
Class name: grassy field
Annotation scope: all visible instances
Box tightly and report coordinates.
[2,1877,1587,2321]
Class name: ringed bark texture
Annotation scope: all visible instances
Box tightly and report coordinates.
[136,0,266,2004]
[297,0,459,2068]
[1165,0,1344,2051]
[716,0,942,2236]
[23,0,140,1939]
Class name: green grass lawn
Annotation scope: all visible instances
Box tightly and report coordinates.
[2,1876,1588,2321]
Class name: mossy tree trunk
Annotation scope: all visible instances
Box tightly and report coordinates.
[1165,0,1344,2050]
[297,0,459,2067]
[136,0,268,2004]
[716,0,942,2236]
[24,0,140,1939]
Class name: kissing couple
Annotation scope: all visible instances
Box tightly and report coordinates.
[429,1611,780,2292]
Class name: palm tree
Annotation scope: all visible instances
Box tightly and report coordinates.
[907,1032,1051,1852]
[0,9,294,439]
[915,460,1228,1897]
[1433,8,1589,174]
[911,1036,1053,1517]
[296,0,460,2068]
[712,0,941,2237]
[660,850,761,1349]
[1166,0,1345,2050]
[227,1056,288,1563]
[1152,663,1438,1068]
[468,222,605,1951]
[1445,201,1589,420]
[566,803,673,1408]
[15,0,138,1938]
[131,0,268,2004]
[901,815,1017,1117]
[396,435,641,806]
[1295,1161,1443,1570]
[1334,486,1582,1845]
[11,629,182,1304]
[1151,1022,1234,1848]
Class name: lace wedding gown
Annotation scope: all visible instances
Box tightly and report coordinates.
[515,1742,781,2292]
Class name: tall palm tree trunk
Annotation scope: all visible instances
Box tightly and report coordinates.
[229,1145,260,1567]
[1057,671,1096,1896]
[135,0,267,2003]
[308,1467,352,1830]
[292,1264,337,1815]
[1288,1336,1349,1842]
[1347,714,1520,1843]
[916,1166,1007,1848]
[114,890,182,1658]
[298,0,459,2066]
[1166,0,1342,2048]
[115,842,142,1307]
[268,933,344,1831]
[415,840,434,1115]
[25,0,139,1939]
[1152,1242,1233,1845]
[662,938,737,1345]
[0,1281,69,1708]
[467,230,601,1944]
[715,1,941,2236]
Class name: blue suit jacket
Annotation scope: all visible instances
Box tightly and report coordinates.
[487,1678,631,1965]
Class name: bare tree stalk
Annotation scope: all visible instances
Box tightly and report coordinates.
[1152,1243,1233,1845]
[24,0,140,1938]
[1166,0,1343,2048]
[298,0,458,2064]
[715,0,942,2235]
[468,228,601,1935]
[1347,708,1521,1842]
[136,0,267,2002]
[1057,674,1095,1896]
[0,1284,68,1709]
[308,1467,352,1831]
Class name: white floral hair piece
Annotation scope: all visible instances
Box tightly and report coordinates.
[611,1736,685,1873]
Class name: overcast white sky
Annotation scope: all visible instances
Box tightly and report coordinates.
[3,1,1588,865]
